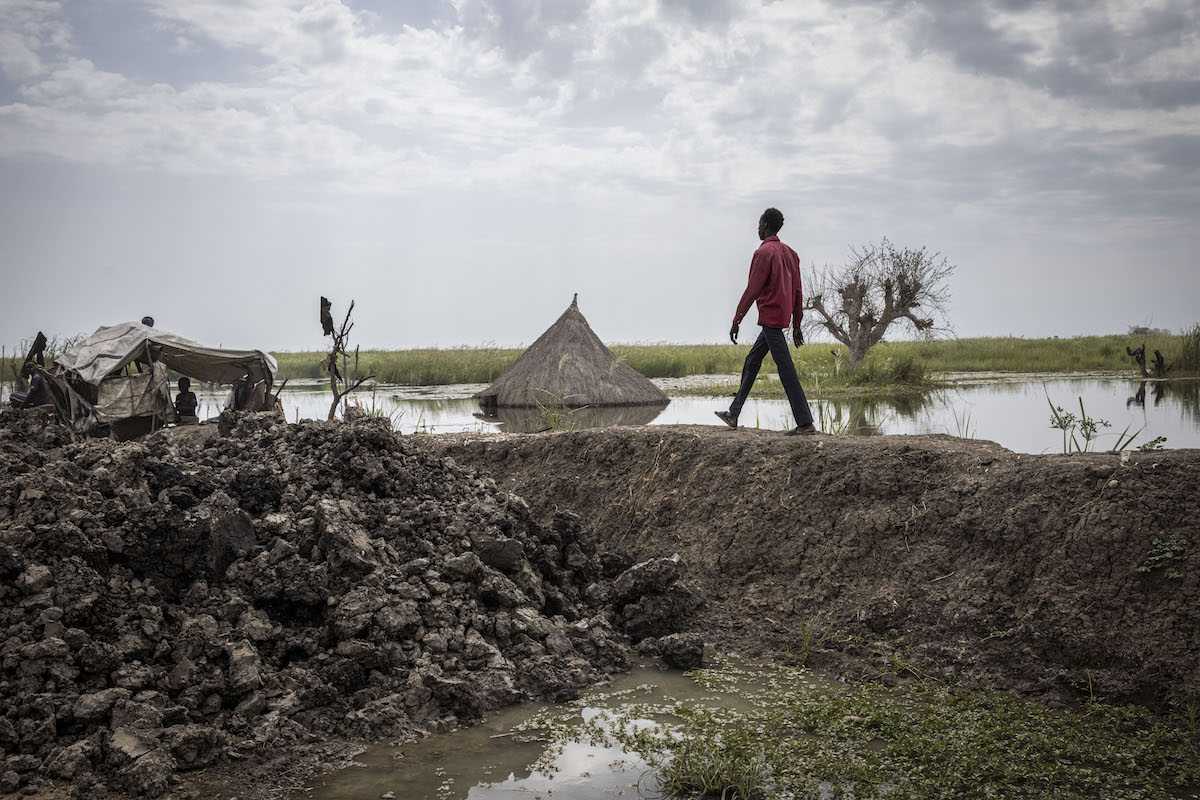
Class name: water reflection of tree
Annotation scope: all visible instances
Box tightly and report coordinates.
[1127,381,1167,408]
[818,390,936,436]
[1127,380,1199,425]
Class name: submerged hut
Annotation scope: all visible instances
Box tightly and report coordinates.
[475,295,668,411]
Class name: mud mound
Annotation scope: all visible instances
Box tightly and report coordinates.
[0,412,634,798]
[431,426,1200,707]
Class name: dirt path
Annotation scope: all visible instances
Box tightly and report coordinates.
[426,426,1200,708]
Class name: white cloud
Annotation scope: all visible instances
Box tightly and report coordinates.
[0,0,1196,228]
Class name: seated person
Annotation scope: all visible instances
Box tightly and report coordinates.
[174,377,199,419]
[8,364,50,409]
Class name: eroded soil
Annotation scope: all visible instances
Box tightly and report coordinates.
[429,425,1200,708]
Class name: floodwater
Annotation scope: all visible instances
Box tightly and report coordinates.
[195,375,1200,454]
[294,662,828,800]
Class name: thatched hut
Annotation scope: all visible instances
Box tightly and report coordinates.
[475,295,668,411]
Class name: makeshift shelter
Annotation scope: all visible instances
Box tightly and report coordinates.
[44,321,277,438]
[475,295,668,411]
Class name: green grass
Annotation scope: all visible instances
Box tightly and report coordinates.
[8,332,1196,390]
[269,333,1198,386]
[523,657,1200,800]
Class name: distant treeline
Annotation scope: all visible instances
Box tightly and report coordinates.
[269,333,1197,387]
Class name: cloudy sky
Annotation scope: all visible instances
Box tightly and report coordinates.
[1,0,1197,353]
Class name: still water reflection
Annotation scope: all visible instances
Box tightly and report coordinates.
[296,663,815,800]
[195,376,1199,454]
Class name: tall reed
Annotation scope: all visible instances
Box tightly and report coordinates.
[1180,324,1200,373]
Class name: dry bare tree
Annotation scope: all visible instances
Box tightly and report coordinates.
[804,239,955,365]
[320,296,373,421]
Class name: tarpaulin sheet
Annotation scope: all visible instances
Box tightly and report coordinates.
[55,322,278,387]
[94,361,174,423]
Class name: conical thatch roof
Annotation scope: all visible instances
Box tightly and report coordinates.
[475,295,668,409]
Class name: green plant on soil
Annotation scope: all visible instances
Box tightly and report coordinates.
[1047,394,1142,452]
[789,618,829,666]
[518,658,1200,800]
[1138,435,1168,451]
[1082,667,1099,703]
[1173,699,1200,737]
[1137,536,1187,580]
[352,386,405,430]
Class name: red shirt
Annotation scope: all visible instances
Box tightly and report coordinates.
[733,235,803,329]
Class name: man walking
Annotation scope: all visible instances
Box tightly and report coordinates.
[715,208,818,436]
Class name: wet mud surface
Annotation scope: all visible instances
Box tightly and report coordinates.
[431,425,1200,710]
[0,413,699,798]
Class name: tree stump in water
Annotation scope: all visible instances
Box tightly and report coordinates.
[1152,349,1172,378]
[1127,345,1149,377]
[1127,343,1172,379]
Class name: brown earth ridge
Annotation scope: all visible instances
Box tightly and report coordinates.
[429,425,1200,708]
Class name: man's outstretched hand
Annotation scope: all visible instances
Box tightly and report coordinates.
[729,322,739,344]
[792,326,804,347]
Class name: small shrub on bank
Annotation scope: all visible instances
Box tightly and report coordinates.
[845,354,930,387]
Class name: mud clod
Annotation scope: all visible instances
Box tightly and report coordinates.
[609,555,703,642]
[0,411,664,797]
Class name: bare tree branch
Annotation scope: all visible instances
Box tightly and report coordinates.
[802,239,955,364]
[320,297,374,420]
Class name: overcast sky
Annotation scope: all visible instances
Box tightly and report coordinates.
[1,0,1197,353]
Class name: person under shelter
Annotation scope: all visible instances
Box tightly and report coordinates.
[174,377,199,421]
[9,363,51,409]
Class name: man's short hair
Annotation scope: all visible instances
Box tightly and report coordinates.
[760,208,784,235]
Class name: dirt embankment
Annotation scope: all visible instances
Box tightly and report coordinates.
[429,426,1200,707]
[0,413,702,799]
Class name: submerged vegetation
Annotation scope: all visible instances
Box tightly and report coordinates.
[268,332,1199,387]
[519,658,1200,800]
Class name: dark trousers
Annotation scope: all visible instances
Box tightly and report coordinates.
[729,326,814,428]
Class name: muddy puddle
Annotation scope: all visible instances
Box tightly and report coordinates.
[295,662,833,800]
[293,653,1200,800]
